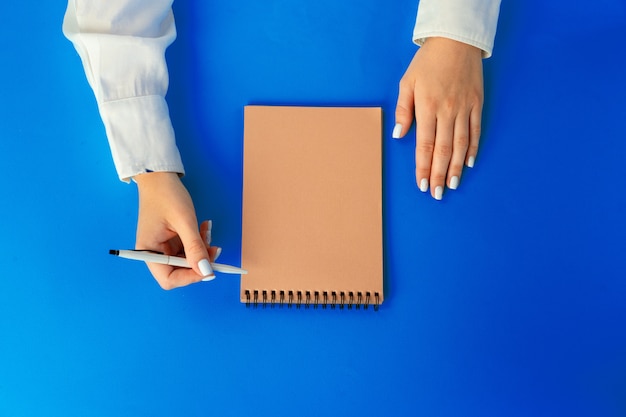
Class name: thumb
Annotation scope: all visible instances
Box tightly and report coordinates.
[393,77,416,139]
[178,225,214,279]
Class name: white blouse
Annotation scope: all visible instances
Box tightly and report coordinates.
[63,0,501,182]
[414,0,501,58]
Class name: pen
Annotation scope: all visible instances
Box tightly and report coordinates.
[109,249,248,275]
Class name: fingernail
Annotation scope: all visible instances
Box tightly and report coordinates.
[201,275,216,282]
[419,178,429,193]
[392,123,402,139]
[450,176,459,190]
[435,186,443,200]
[205,220,212,245]
[214,247,222,261]
[198,258,214,277]
[467,156,475,168]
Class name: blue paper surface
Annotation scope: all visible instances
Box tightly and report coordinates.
[1,1,625,416]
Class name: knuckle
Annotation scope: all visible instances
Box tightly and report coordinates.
[430,173,446,185]
[471,88,484,103]
[443,97,457,113]
[470,124,482,139]
[448,161,464,174]
[398,76,413,92]
[416,140,435,155]
[421,96,438,114]
[454,134,469,149]
[395,104,411,119]
[435,143,453,158]
[415,169,430,179]
[185,239,207,257]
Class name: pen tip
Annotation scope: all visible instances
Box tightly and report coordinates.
[109,250,119,256]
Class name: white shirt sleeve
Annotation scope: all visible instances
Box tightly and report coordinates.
[63,0,184,182]
[413,0,502,58]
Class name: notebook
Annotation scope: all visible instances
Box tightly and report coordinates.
[241,106,383,309]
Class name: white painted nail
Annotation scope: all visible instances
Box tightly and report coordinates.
[214,247,222,261]
[198,258,214,277]
[201,275,216,282]
[467,156,475,168]
[450,176,459,190]
[419,178,429,193]
[392,123,402,139]
[435,186,443,200]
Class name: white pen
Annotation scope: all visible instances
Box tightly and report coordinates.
[109,249,248,275]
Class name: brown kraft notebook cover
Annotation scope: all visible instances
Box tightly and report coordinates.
[241,105,383,309]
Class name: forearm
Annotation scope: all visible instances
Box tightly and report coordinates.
[63,0,184,181]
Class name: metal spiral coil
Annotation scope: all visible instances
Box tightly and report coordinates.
[244,290,380,310]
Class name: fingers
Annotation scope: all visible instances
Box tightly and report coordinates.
[446,111,471,191]
[135,235,208,290]
[466,103,482,168]
[200,220,221,262]
[176,219,214,280]
[147,262,208,290]
[428,114,454,200]
[414,103,436,194]
[145,220,222,290]
[413,107,475,200]
[415,107,478,200]
[393,76,416,139]
[146,220,214,290]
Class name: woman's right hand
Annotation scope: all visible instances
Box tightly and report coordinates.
[134,172,219,289]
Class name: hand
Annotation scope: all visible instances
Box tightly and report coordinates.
[134,172,219,289]
[394,37,484,200]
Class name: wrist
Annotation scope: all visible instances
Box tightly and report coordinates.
[133,171,181,190]
[423,37,482,58]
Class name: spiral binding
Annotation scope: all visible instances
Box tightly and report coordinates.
[244,290,380,311]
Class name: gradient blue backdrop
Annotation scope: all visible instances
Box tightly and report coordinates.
[1,1,625,416]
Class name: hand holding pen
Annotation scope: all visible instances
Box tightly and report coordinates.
[133,172,225,290]
[120,217,246,288]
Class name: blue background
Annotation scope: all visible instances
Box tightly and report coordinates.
[1,1,625,416]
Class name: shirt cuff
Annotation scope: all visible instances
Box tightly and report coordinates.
[98,94,184,182]
[413,0,501,58]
